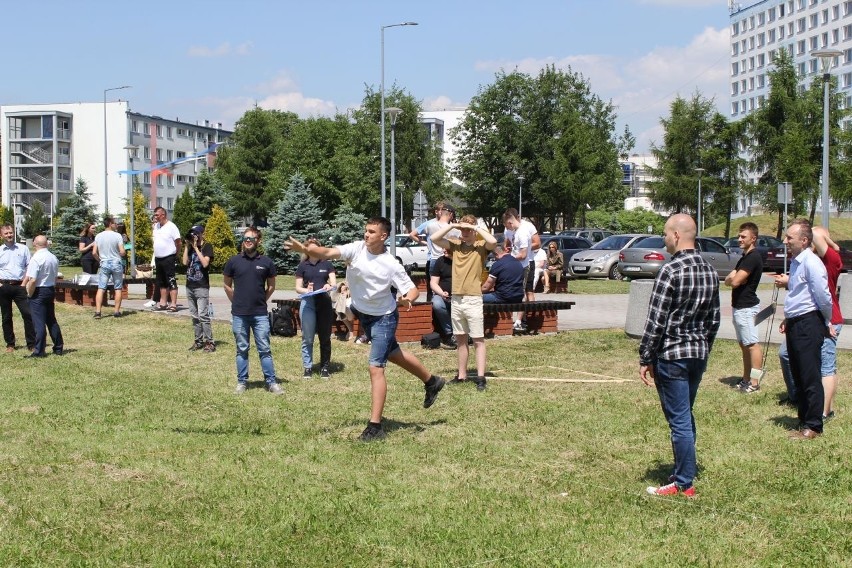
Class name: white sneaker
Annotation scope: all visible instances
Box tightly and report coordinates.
[143,300,156,308]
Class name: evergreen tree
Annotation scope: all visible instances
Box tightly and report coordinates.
[172,187,195,237]
[0,204,13,226]
[128,185,153,265]
[21,201,49,239]
[265,174,326,274]
[204,204,237,271]
[52,178,97,265]
[191,169,228,224]
[319,202,366,246]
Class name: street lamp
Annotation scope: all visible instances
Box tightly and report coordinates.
[380,21,417,218]
[104,85,131,214]
[695,167,705,236]
[386,107,403,258]
[123,145,139,275]
[813,48,842,229]
[517,174,525,218]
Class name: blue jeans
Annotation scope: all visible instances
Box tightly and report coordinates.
[353,308,401,368]
[232,314,276,385]
[29,287,63,355]
[654,358,706,489]
[431,294,452,336]
[299,295,332,369]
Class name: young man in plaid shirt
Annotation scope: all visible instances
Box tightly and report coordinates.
[639,214,720,498]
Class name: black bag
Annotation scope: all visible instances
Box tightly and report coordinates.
[270,308,296,337]
[421,332,441,349]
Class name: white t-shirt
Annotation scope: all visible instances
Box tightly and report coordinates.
[533,248,547,286]
[94,230,124,262]
[153,220,181,258]
[416,218,457,260]
[505,219,538,263]
[337,240,414,316]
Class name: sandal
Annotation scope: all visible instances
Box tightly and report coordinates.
[93,312,101,319]
[166,305,178,312]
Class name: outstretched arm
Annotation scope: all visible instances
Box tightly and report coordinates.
[286,236,341,260]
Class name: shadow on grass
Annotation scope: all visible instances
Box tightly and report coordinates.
[769,415,800,431]
[642,461,705,484]
[718,375,744,388]
[354,417,448,436]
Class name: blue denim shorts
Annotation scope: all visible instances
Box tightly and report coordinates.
[98,259,125,290]
[732,305,760,346]
[353,308,401,367]
[822,324,842,377]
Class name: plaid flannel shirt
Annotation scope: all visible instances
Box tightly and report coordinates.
[639,249,720,366]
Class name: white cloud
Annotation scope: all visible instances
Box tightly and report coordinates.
[472,26,730,153]
[187,41,253,58]
[422,95,468,111]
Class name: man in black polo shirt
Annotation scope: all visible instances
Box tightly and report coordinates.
[223,227,282,395]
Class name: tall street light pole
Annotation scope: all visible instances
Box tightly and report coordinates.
[695,167,705,236]
[814,49,842,229]
[386,107,403,259]
[517,174,525,218]
[381,21,417,219]
[104,85,131,215]
[123,145,139,275]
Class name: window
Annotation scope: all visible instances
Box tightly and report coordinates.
[833,29,840,44]
[779,26,785,40]
[788,22,794,36]
[809,59,818,74]
[797,18,805,33]
[177,175,188,183]
[769,7,776,21]
[167,197,173,210]
[177,128,187,137]
[733,21,739,35]
[845,48,852,64]
[822,32,828,48]
[157,197,162,208]
[143,172,151,184]
[157,174,164,187]
[758,53,765,68]
[758,95,765,108]
[749,36,755,50]
[733,43,739,56]
[810,36,818,51]
[758,33,765,47]
[732,101,740,115]
[156,124,163,137]
[131,120,139,133]
[822,9,828,24]
[749,77,755,91]
[741,79,747,92]
[142,122,149,136]
[749,57,754,71]
[732,82,739,95]
[143,147,150,160]
[758,74,766,88]
[833,5,839,20]
[166,126,173,139]
[156,149,163,162]
[167,176,174,188]
[780,3,786,17]
[845,24,852,40]
[188,176,196,184]
[769,29,776,43]
[843,72,852,88]
[166,150,173,161]
[809,14,817,29]
[758,12,765,26]
[798,62,806,76]
[798,40,806,55]
[186,130,193,138]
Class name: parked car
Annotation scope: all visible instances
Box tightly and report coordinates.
[618,236,739,279]
[567,233,649,280]
[558,228,614,243]
[387,234,429,271]
[539,235,593,277]
[721,235,786,273]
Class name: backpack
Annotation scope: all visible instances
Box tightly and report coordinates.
[270,307,296,337]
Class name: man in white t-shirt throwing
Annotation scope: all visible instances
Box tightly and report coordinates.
[502,208,540,330]
[152,206,182,311]
[287,217,446,442]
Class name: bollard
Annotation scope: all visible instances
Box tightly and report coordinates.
[625,279,655,339]
[839,273,852,325]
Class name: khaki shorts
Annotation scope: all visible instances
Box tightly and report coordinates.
[451,295,484,338]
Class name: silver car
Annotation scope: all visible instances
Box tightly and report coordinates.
[617,236,739,279]
[568,234,648,280]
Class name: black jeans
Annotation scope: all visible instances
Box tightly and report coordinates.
[0,283,35,349]
[786,310,826,432]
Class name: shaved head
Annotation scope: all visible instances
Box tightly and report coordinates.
[33,235,48,248]
[663,213,697,254]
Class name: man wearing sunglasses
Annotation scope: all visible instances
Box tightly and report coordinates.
[410,201,456,300]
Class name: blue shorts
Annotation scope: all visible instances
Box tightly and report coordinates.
[353,308,401,368]
[732,305,760,346]
[821,324,842,377]
[98,259,125,290]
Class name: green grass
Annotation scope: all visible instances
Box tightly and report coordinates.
[1,304,849,565]
[704,213,852,245]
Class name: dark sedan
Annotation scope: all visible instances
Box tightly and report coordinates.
[539,235,593,278]
[722,235,786,273]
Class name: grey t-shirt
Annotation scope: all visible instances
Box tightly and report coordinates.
[94,230,125,261]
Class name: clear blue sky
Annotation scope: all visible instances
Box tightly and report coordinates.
[1,0,732,153]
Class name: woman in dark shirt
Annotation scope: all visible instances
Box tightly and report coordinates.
[79,223,98,274]
[295,237,337,379]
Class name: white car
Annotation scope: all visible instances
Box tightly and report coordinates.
[568,234,648,280]
[387,235,429,271]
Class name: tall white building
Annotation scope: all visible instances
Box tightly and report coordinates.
[1,102,231,228]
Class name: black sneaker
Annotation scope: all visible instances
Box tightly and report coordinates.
[449,374,466,384]
[189,342,204,351]
[475,376,487,391]
[358,423,386,441]
[303,368,312,379]
[423,375,445,408]
[320,366,330,379]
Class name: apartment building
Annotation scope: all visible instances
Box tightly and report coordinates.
[0,102,231,226]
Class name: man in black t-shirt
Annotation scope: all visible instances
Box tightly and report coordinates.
[724,222,764,393]
[429,249,455,348]
[223,227,282,395]
[183,225,215,353]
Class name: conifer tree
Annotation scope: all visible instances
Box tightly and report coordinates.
[265,174,326,274]
[128,185,153,265]
[172,187,195,237]
[21,201,50,239]
[50,178,97,264]
[192,169,228,224]
[319,202,366,246]
[0,204,13,226]
[204,204,237,271]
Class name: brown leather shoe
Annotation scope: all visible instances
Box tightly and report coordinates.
[5,346,14,353]
[789,428,821,440]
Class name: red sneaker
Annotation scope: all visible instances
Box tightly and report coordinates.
[646,482,695,498]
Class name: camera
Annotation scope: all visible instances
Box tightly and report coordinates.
[185,231,198,241]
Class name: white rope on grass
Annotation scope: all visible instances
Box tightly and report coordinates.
[489,366,635,383]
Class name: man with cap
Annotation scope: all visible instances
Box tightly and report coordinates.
[182,224,215,352]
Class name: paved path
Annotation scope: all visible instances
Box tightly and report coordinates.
[120,276,850,350]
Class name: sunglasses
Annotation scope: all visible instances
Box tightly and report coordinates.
[243,236,257,242]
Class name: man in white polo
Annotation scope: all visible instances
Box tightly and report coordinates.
[152,207,181,311]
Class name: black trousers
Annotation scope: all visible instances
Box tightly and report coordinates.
[786,310,825,432]
[0,283,35,349]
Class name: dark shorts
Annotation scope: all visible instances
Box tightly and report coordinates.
[523,261,535,292]
[155,254,179,290]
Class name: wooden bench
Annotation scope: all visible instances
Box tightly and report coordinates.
[54,278,157,307]
[273,298,574,342]
[534,277,568,294]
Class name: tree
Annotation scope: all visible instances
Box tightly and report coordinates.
[128,185,153,265]
[172,187,196,237]
[21,201,49,239]
[204,204,237,271]
[319,202,367,246]
[0,204,12,226]
[588,208,666,234]
[191,169,228,224]
[51,177,97,265]
[264,174,327,274]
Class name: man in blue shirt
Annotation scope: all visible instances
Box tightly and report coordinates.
[481,245,525,304]
[223,227,282,395]
[774,219,833,440]
[23,236,63,357]
[0,224,35,353]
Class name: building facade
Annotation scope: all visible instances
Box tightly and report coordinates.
[1,102,230,229]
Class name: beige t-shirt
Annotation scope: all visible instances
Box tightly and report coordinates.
[446,239,489,296]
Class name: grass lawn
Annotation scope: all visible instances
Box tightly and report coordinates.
[1,303,849,565]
